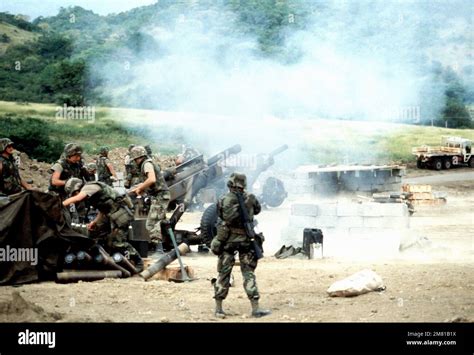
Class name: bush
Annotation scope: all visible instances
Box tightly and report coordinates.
[0,116,64,162]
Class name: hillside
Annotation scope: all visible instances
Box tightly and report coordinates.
[0,1,473,128]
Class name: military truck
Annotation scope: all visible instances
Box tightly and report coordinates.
[412,136,473,170]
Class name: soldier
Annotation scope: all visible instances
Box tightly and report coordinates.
[124,144,140,189]
[49,143,91,200]
[86,163,97,181]
[62,178,144,272]
[0,138,32,195]
[175,145,200,165]
[129,146,170,255]
[210,173,271,318]
[96,146,118,186]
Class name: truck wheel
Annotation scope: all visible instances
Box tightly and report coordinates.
[200,203,218,246]
[443,158,451,170]
[433,159,443,171]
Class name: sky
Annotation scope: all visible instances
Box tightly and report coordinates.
[0,0,157,20]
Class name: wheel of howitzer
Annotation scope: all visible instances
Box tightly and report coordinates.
[261,177,287,208]
[200,203,218,246]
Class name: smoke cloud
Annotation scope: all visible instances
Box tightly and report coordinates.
[92,0,472,164]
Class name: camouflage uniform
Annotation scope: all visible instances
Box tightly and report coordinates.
[213,190,261,301]
[96,156,113,186]
[139,158,170,244]
[48,145,91,200]
[0,141,23,196]
[124,157,141,189]
[211,173,270,318]
[67,179,142,266]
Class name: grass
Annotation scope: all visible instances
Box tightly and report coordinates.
[0,22,39,55]
[1,100,473,164]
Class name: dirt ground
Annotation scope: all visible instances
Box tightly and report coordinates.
[0,167,472,323]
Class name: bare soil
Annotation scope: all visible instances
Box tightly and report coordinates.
[1,167,472,323]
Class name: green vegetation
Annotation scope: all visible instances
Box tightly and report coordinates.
[303,121,474,165]
[0,101,181,161]
[0,1,473,128]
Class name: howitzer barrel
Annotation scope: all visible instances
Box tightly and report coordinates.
[140,243,189,281]
[56,270,123,283]
[268,144,288,158]
[207,144,241,166]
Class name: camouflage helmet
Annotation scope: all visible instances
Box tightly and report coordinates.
[99,146,109,155]
[87,162,97,171]
[128,144,136,152]
[65,178,84,195]
[227,172,247,189]
[0,138,14,152]
[130,146,147,160]
[64,143,83,157]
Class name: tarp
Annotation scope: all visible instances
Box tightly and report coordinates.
[0,191,94,285]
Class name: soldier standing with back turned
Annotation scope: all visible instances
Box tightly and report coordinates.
[210,172,271,319]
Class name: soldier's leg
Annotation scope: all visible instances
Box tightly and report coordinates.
[146,192,170,248]
[109,207,143,271]
[213,251,235,317]
[239,250,259,300]
[240,249,271,317]
[89,214,111,247]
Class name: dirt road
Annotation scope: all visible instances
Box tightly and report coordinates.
[0,168,472,323]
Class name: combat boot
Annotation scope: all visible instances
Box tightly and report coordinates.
[215,299,226,319]
[250,299,271,318]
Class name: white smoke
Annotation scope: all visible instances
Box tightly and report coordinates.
[92,1,472,163]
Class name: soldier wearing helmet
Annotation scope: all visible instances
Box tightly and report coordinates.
[129,146,170,256]
[48,143,92,200]
[86,163,97,181]
[0,138,32,195]
[211,172,271,319]
[63,177,144,272]
[124,144,140,189]
[95,146,118,186]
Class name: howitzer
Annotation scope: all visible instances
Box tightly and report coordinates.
[166,144,242,206]
[235,191,264,260]
[128,145,242,250]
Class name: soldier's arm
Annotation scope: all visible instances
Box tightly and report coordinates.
[20,179,32,190]
[254,197,262,215]
[131,163,155,195]
[51,170,66,187]
[106,162,118,179]
[62,192,87,207]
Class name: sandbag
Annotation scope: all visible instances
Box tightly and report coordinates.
[327,269,385,297]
